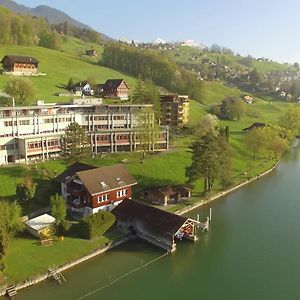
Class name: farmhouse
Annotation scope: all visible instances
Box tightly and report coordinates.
[101,79,129,100]
[57,164,137,217]
[112,199,198,252]
[72,81,93,96]
[1,55,39,75]
[243,95,253,104]
[85,49,97,57]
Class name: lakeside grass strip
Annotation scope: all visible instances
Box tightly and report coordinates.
[77,252,168,300]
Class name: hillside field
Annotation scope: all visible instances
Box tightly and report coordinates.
[0,43,137,102]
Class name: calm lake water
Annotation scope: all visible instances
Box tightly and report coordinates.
[14,144,300,300]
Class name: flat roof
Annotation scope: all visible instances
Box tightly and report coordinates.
[25,213,56,232]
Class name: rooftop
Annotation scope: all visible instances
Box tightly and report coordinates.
[76,164,137,195]
[25,214,56,232]
[112,199,189,239]
[56,162,97,184]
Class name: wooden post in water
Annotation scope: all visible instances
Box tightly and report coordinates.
[209,208,212,222]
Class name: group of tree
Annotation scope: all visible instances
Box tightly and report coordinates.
[4,77,36,106]
[101,42,202,101]
[50,193,70,235]
[136,107,160,163]
[0,201,23,276]
[16,176,37,211]
[53,21,101,44]
[132,76,161,118]
[0,6,60,49]
[211,96,246,121]
[79,210,115,239]
[244,126,289,160]
[244,106,300,160]
[186,115,233,193]
[0,7,101,50]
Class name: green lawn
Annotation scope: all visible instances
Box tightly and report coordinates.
[6,229,123,284]
[201,81,246,105]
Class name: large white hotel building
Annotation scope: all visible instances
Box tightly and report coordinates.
[0,101,169,164]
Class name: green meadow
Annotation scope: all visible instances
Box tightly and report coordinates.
[0,43,136,102]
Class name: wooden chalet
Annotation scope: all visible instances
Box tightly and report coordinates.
[56,162,97,199]
[72,81,93,96]
[242,122,266,132]
[1,55,39,75]
[85,49,97,57]
[57,163,137,217]
[101,79,129,100]
[112,199,198,252]
[141,185,191,206]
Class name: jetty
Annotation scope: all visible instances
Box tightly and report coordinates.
[6,285,17,298]
[48,267,66,285]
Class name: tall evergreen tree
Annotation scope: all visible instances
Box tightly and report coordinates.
[61,122,91,163]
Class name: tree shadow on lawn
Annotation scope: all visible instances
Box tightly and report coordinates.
[14,231,41,246]
[55,83,68,90]
[0,165,30,178]
[131,174,182,194]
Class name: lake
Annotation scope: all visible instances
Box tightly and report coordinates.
[15,144,300,299]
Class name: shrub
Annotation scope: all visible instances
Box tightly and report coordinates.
[79,211,115,239]
[60,220,72,235]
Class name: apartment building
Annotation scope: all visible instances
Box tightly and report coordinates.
[161,95,190,127]
[0,102,169,164]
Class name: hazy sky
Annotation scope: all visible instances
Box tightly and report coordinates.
[15,0,300,63]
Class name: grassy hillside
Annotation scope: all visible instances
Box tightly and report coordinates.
[60,36,104,62]
[0,44,136,102]
[167,45,295,73]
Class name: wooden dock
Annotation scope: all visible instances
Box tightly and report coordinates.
[6,285,17,298]
[48,268,66,285]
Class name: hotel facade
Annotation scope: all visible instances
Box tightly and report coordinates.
[0,102,169,164]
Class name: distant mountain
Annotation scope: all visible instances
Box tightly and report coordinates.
[152,38,167,45]
[149,38,206,49]
[0,0,111,40]
[181,40,206,49]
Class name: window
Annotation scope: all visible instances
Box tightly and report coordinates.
[97,194,108,203]
[117,189,128,198]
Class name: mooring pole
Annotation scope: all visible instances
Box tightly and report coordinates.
[209,208,212,222]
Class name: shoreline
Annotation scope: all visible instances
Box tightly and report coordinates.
[0,160,279,297]
[175,160,279,216]
[0,236,133,297]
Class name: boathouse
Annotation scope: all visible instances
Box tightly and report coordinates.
[112,199,198,252]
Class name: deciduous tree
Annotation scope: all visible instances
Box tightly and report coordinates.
[50,193,67,225]
[186,133,232,193]
[16,177,37,208]
[4,77,35,105]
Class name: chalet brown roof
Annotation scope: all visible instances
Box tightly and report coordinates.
[103,79,128,91]
[73,81,90,88]
[56,162,96,184]
[76,164,136,195]
[242,122,266,131]
[161,95,180,103]
[1,55,39,65]
[112,199,189,238]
